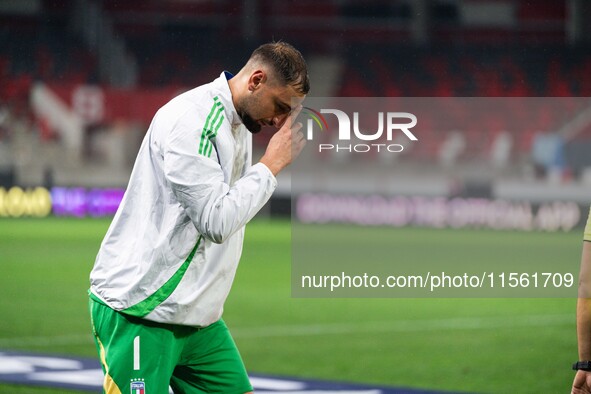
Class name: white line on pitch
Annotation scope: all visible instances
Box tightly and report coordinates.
[231,313,573,339]
[0,314,573,346]
[0,334,93,348]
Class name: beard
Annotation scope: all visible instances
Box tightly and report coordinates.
[237,108,262,134]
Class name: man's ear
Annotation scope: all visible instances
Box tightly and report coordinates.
[248,70,266,91]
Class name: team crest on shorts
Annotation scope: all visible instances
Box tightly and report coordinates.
[130,378,145,394]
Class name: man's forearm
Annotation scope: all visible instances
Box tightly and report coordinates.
[577,242,591,360]
[579,298,591,360]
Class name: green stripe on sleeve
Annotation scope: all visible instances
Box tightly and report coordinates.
[205,114,225,157]
[121,236,203,317]
[198,105,219,154]
[198,97,223,155]
[202,107,223,156]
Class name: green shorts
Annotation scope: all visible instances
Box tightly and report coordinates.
[89,297,252,394]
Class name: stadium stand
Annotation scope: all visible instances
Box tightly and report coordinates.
[333,44,591,170]
[337,45,591,98]
[1,0,591,185]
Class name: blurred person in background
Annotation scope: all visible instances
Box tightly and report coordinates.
[88,41,309,394]
[573,207,591,394]
[531,131,566,182]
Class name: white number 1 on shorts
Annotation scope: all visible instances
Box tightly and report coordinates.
[133,336,140,370]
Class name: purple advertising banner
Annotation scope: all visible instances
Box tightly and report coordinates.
[51,187,124,218]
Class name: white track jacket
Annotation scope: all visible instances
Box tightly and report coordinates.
[89,72,277,327]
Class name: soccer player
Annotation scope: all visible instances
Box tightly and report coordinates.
[573,207,591,394]
[89,41,309,394]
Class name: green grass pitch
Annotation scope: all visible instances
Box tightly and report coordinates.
[0,217,582,393]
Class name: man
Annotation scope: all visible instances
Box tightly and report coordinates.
[573,207,591,394]
[89,41,309,394]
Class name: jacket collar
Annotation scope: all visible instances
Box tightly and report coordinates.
[213,71,242,127]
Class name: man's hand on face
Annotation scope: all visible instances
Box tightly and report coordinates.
[259,105,305,176]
